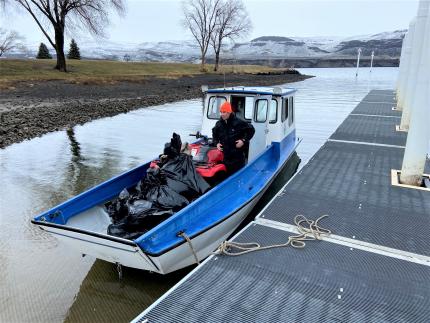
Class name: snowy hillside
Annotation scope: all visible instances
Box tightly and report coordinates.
[232,30,406,58]
[4,30,406,62]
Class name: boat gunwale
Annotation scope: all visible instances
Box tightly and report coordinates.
[30,219,138,247]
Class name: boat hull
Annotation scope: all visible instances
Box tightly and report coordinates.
[35,191,261,274]
[37,223,160,272]
[32,132,299,274]
[34,153,289,274]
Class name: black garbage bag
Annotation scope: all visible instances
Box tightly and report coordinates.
[107,209,173,240]
[107,222,144,240]
[137,167,188,210]
[145,184,189,211]
[138,167,165,196]
[105,188,130,223]
[161,153,210,200]
[106,133,209,239]
[128,199,153,217]
[125,207,173,230]
[107,201,174,240]
[145,167,164,185]
[106,172,189,239]
[163,132,182,159]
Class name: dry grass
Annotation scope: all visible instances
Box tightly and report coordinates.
[0,59,278,89]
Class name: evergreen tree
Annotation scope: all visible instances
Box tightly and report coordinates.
[123,54,131,62]
[67,39,81,59]
[36,42,52,59]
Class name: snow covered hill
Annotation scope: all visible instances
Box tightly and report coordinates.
[233,30,406,58]
[4,30,406,62]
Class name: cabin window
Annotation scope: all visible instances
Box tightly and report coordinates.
[255,99,268,122]
[207,96,227,119]
[244,97,254,120]
[282,98,289,122]
[288,97,294,126]
[268,99,277,124]
[231,96,253,121]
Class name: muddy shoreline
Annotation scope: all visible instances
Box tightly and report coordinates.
[0,73,311,148]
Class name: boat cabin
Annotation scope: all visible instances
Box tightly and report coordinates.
[200,86,297,161]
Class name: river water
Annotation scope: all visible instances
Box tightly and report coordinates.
[0,67,399,323]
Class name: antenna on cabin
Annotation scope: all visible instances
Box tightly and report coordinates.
[355,48,362,77]
[224,71,226,89]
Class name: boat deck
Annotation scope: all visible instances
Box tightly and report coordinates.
[133,90,430,323]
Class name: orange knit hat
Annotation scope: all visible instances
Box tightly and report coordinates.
[220,101,233,113]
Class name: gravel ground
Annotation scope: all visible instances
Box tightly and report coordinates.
[0,72,311,148]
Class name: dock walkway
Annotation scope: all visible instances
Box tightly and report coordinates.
[134,90,430,323]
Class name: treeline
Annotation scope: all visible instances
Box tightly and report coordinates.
[36,39,81,60]
[1,0,252,73]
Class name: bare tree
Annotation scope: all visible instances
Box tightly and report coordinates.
[182,0,221,71]
[0,0,125,72]
[211,0,251,72]
[0,28,24,57]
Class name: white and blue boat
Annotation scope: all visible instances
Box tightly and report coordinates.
[32,86,299,274]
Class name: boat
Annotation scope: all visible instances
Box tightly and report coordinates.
[32,86,300,274]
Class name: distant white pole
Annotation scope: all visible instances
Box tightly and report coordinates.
[400,1,430,186]
[370,51,375,72]
[397,19,416,111]
[355,48,362,77]
[400,0,429,130]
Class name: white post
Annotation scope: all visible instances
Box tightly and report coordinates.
[370,51,374,72]
[400,0,430,130]
[355,48,362,77]
[400,2,430,186]
[397,19,416,111]
[396,35,407,99]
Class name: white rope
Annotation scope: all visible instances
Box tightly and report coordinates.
[216,215,331,256]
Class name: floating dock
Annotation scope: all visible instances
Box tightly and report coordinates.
[133,90,430,323]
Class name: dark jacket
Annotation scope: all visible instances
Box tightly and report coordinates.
[212,114,255,167]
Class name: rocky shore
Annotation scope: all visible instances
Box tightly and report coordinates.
[0,72,310,148]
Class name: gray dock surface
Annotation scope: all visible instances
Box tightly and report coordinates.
[134,90,430,323]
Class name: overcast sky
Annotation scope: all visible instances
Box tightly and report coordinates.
[0,0,420,44]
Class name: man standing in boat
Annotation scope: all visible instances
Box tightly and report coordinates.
[212,101,255,175]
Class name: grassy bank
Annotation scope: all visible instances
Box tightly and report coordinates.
[0,59,281,89]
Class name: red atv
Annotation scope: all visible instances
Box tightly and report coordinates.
[188,133,227,186]
[149,133,227,186]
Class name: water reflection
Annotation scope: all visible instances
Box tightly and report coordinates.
[67,127,82,162]
[64,261,190,323]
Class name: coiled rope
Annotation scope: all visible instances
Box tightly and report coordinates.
[216,215,331,256]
